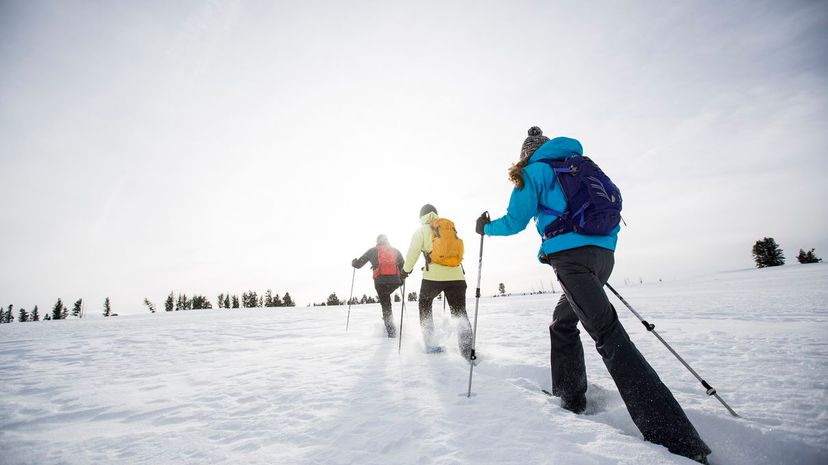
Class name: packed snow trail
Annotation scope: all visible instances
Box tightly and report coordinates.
[1,264,826,464]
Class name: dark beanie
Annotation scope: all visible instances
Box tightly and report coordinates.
[376,234,388,245]
[520,126,550,160]
[419,204,437,217]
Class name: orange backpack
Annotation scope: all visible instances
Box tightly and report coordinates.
[428,218,464,267]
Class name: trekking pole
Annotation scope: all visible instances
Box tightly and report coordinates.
[345,268,356,332]
[604,282,740,418]
[467,212,489,398]
[443,292,446,314]
[398,280,406,354]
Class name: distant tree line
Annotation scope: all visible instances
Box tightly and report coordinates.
[144,289,296,313]
[310,291,403,307]
[752,238,822,268]
[1,297,95,324]
[345,294,379,305]
[2,288,297,325]
[312,292,345,306]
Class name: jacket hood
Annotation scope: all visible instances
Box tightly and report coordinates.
[528,137,583,162]
[420,211,439,224]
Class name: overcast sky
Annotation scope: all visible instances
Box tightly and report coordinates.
[1,0,826,313]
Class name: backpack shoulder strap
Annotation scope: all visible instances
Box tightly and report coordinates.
[531,158,570,216]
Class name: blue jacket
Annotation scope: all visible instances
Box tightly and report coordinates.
[484,137,619,260]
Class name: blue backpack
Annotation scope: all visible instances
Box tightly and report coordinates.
[535,156,622,240]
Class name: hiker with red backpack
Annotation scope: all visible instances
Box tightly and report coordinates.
[401,204,473,359]
[474,127,711,464]
[352,235,405,338]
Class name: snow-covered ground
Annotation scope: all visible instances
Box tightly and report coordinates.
[1,264,826,465]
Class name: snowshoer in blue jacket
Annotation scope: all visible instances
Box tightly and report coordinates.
[475,126,711,464]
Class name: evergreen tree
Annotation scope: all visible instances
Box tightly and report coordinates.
[217,293,225,309]
[44,314,51,320]
[752,237,785,268]
[272,293,282,307]
[407,292,418,302]
[191,295,212,309]
[242,291,259,308]
[18,308,29,322]
[258,295,264,307]
[224,294,231,308]
[31,305,40,321]
[797,248,822,264]
[264,289,273,307]
[104,297,113,316]
[165,292,174,312]
[281,292,294,307]
[326,292,341,306]
[360,294,368,304]
[142,298,154,314]
[71,299,83,318]
[499,283,506,295]
[232,295,240,308]
[51,299,64,320]
[7,309,13,323]
[176,293,186,311]
[1,304,9,323]
[394,294,401,302]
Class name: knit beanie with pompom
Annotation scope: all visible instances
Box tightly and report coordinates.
[520,126,550,160]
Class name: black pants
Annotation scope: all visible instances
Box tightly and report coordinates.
[547,246,710,459]
[418,280,472,357]
[375,282,400,337]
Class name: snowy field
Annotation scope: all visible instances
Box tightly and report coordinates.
[1,264,827,465]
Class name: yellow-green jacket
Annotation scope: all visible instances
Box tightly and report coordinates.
[402,211,466,281]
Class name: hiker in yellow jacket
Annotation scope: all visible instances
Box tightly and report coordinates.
[401,204,473,358]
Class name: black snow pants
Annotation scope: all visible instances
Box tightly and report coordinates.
[546,246,711,459]
[418,279,473,358]
[375,282,400,338]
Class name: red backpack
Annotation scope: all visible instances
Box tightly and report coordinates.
[373,245,399,279]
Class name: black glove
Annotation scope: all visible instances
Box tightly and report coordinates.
[475,211,491,235]
[351,258,359,268]
[400,270,410,280]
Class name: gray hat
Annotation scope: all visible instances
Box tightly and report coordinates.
[419,204,437,217]
[520,126,550,160]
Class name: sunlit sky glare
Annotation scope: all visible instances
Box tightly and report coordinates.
[1,1,826,312]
